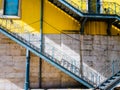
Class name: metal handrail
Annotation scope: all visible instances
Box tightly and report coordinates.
[64,0,120,16]
[0,17,103,86]
[0,17,120,87]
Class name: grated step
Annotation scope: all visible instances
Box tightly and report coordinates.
[99,86,106,89]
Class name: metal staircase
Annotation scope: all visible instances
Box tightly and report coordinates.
[1,19,120,90]
[48,0,120,30]
[0,0,119,89]
[48,0,120,89]
[96,71,120,90]
[0,18,96,88]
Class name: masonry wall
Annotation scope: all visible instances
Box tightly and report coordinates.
[0,33,86,90]
[44,34,120,85]
[0,33,26,89]
[0,30,120,89]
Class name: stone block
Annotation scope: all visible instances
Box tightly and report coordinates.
[81,44,93,50]
[83,35,93,41]
[42,78,61,88]
[42,72,61,78]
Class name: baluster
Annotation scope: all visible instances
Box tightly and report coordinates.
[95,74,98,86]
[67,62,70,70]
[64,60,67,68]
[91,72,94,83]
[74,67,79,76]
[70,64,73,72]
[98,75,100,85]
[112,60,115,75]
[66,61,70,70]
[61,59,64,66]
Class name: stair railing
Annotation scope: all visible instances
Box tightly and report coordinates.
[0,17,106,86]
[97,59,120,87]
[1,17,120,87]
[63,0,120,16]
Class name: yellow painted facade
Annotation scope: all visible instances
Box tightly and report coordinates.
[0,0,120,35]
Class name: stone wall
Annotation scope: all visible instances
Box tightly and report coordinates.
[41,60,84,89]
[0,33,26,90]
[0,32,120,89]
[43,34,120,85]
[0,33,40,89]
[0,33,85,89]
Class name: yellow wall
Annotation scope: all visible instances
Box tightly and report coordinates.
[0,0,40,33]
[43,0,80,34]
[43,0,120,35]
[0,0,120,35]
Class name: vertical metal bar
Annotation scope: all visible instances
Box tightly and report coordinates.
[80,35,83,76]
[80,18,87,35]
[52,47,54,59]
[39,0,44,88]
[112,60,115,75]
[39,58,42,88]
[98,76,100,85]
[40,0,44,52]
[24,49,30,90]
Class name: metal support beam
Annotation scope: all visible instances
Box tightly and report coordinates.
[0,27,94,88]
[107,20,113,35]
[24,49,30,90]
[39,0,44,88]
[80,18,87,35]
[39,58,42,88]
[40,0,44,51]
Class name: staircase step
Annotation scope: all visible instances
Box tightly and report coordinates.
[68,10,73,15]
[53,0,57,4]
[99,86,106,89]
[61,4,65,9]
[64,7,69,12]
[103,82,110,86]
[107,79,114,83]
[111,76,119,79]
[116,73,120,76]
[57,2,62,7]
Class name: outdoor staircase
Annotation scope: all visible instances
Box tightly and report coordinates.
[48,0,84,22]
[0,19,95,88]
[0,19,120,90]
[0,0,120,89]
[96,71,120,90]
[48,0,120,89]
[48,0,120,30]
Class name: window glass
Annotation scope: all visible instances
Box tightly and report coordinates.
[4,0,19,16]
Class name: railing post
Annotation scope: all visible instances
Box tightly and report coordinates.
[98,76,100,85]
[24,49,30,90]
[52,47,54,59]
[39,0,44,88]
[80,35,83,77]
[112,60,115,75]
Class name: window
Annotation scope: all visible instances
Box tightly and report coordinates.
[0,0,21,18]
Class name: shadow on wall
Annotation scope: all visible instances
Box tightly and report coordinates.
[43,33,120,85]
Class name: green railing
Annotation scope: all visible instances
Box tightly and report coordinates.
[64,0,120,16]
[0,16,120,87]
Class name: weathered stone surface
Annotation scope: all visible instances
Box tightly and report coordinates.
[1,32,120,89]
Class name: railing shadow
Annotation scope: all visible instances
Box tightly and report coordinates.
[0,16,120,88]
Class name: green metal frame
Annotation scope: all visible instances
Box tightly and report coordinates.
[80,18,87,34]
[39,0,44,88]
[24,49,30,90]
[0,27,94,89]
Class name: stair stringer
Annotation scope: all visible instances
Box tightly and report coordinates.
[0,27,94,89]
